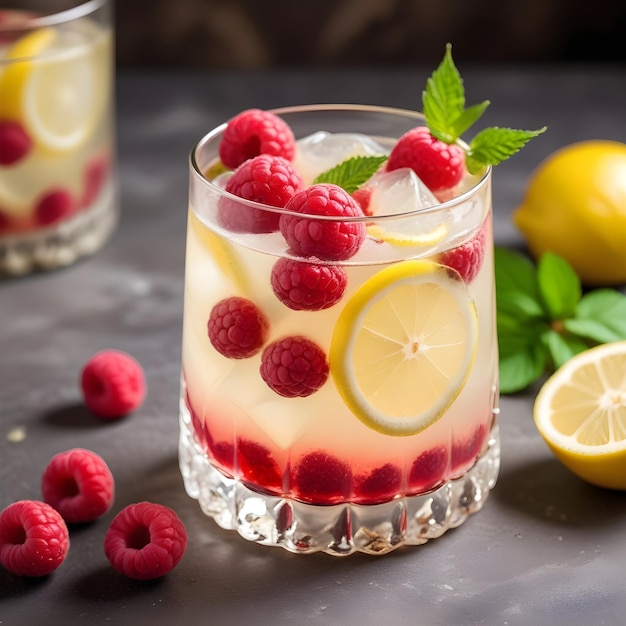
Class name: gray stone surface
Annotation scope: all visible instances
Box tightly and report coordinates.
[2,68,626,625]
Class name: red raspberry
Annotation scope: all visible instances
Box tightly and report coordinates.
[80,152,109,209]
[208,296,269,359]
[387,126,465,192]
[439,219,488,283]
[451,424,487,473]
[41,448,114,524]
[237,439,282,493]
[34,188,75,226]
[279,184,366,261]
[353,463,402,504]
[0,209,11,233]
[408,445,448,493]
[260,335,329,398]
[219,109,296,169]
[81,350,146,420]
[0,120,32,166]
[103,502,187,580]
[218,154,303,233]
[351,186,373,216]
[291,451,352,504]
[271,257,347,311]
[0,500,69,577]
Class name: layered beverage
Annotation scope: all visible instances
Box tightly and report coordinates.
[0,1,115,275]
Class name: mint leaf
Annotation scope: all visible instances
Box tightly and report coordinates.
[495,247,545,318]
[422,43,466,143]
[542,329,590,369]
[314,155,387,193]
[537,252,581,319]
[450,101,490,139]
[565,289,626,342]
[466,126,547,174]
[498,327,549,394]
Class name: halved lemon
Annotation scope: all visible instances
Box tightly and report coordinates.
[0,23,111,152]
[534,341,626,490]
[330,260,477,436]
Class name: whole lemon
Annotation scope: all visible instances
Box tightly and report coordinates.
[513,140,626,286]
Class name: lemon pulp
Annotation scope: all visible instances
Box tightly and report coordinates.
[330,260,477,436]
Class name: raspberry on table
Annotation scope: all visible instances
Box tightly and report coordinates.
[208,296,269,359]
[439,218,488,283]
[219,109,296,169]
[270,257,347,311]
[291,451,352,504]
[41,448,114,524]
[407,445,448,493]
[387,126,465,192]
[260,335,329,398]
[279,184,366,261]
[353,463,402,504]
[0,120,32,166]
[236,439,283,493]
[81,350,146,419]
[34,188,75,226]
[0,500,69,577]
[218,154,303,233]
[103,502,187,581]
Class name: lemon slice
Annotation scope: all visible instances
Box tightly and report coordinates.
[534,341,626,490]
[330,260,477,436]
[366,222,448,247]
[0,24,111,152]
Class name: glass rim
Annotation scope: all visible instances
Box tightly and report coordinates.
[0,0,107,32]
[190,104,492,223]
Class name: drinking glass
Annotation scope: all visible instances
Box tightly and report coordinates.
[179,105,500,555]
[0,0,115,276]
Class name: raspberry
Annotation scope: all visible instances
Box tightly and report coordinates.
[408,445,448,493]
[219,109,296,169]
[279,184,366,261]
[439,219,488,283]
[387,126,465,192]
[237,439,282,493]
[351,186,373,215]
[80,153,109,209]
[0,120,32,166]
[41,448,114,524]
[291,451,352,504]
[271,257,347,311]
[218,154,303,233]
[260,335,329,398]
[81,350,146,420]
[34,188,75,226]
[0,500,69,577]
[208,296,269,359]
[451,424,487,473]
[353,463,402,504]
[103,502,187,580]
[0,209,11,233]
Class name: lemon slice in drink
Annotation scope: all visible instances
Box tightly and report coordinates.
[330,260,477,436]
[0,24,110,152]
[534,341,626,490]
[366,222,448,247]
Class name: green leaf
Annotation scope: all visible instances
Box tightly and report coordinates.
[565,289,626,342]
[498,328,549,393]
[313,155,387,193]
[542,329,590,369]
[449,100,490,138]
[495,247,545,319]
[537,252,581,319]
[422,43,465,143]
[466,126,547,174]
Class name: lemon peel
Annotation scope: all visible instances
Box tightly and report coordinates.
[366,222,448,248]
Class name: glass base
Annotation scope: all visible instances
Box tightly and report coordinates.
[0,182,117,277]
[179,414,501,556]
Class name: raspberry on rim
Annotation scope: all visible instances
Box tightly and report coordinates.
[0,500,70,577]
[219,108,296,169]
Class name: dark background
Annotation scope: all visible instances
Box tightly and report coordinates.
[115,0,626,69]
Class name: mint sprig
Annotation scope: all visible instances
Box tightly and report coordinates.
[496,247,626,393]
[313,155,387,193]
[424,44,546,174]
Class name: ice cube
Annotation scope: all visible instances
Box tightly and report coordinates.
[293,131,387,185]
[367,168,438,217]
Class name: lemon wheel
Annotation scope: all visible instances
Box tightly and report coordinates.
[534,341,626,490]
[330,260,477,436]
